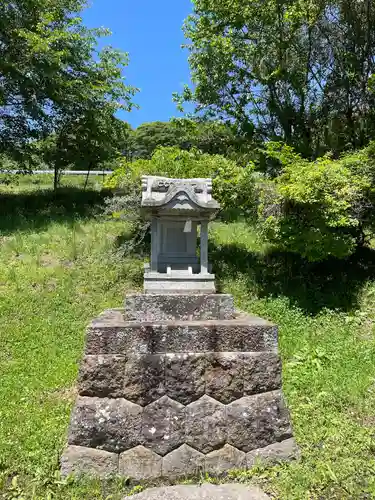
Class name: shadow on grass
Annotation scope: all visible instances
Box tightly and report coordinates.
[210,241,375,314]
[109,219,375,315]
[113,222,151,259]
[216,208,245,223]
[0,187,111,234]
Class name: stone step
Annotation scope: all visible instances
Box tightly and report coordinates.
[77,352,282,405]
[62,436,297,480]
[124,294,235,322]
[125,484,270,500]
[86,309,278,355]
[67,391,292,458]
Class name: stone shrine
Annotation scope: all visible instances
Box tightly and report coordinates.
[141,176,219,293]
[61,177,298,480]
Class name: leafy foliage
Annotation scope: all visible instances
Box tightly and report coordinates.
[129,119,251,162]
[105,146,256,214]
[130,121,186,159]
[0,0,137,174]
[258,142,374,261]
[181,0,375,158]
[104,146,257,256]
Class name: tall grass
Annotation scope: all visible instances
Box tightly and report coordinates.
[1,179,375,498]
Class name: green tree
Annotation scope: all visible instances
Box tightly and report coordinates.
[37,117,132,189]
[131,118,251,161]
[180,0,375,158]
[258,142,374,261]
[0,0,137,179]
[131,121,185,159]
[106,146,257,215]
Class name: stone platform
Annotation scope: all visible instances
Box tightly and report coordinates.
[128,484,270,499]
[62,294,297,479]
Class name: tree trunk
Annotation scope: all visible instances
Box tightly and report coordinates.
[84,163,91,190]
[53,164,59,191]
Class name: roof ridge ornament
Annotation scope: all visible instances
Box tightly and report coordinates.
[141,176,219,214]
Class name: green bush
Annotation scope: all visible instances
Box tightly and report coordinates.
[258,143,374,261]
[105,146,256,215]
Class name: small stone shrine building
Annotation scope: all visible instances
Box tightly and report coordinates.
[61,176,298,479]
[142,176,219,293]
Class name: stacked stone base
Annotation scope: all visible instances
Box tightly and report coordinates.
[62,295,298,479]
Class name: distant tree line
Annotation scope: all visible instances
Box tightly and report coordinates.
[121,119,252,164]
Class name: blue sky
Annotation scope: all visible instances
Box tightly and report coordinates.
[82,0,193,129]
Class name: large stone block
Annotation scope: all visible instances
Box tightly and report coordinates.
[165,353,207,405]
[85,323,153,356]
[205,444,246,475]
[152,318,278,354]
[123,354,165,406]
[85,311,278,355]
[205,352,243,404]
[151,324,216,353]
[68,396,143,453]
[124,294,234,321]
[246,438,299,467]
[226,391,292,452]
[61,445,118,477]
[243,352,282,395]
[162,444,205,478]
[142,396,185,456]
[256,391,293,445]
[144,276,216,294]
[214,318,278,352]
[119,446,162,480]
[185,395,226,454]
[78,355,125,398]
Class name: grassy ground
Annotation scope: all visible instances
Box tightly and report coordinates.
[1,179,375,499]
[0,173,106,192]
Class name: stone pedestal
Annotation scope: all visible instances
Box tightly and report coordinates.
[62,175,297,478]
[62,294,298,479]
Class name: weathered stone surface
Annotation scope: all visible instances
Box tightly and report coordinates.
[61,445,118,477]
[151,324,216,353]
[226,391,292,452]
[205,352,243,404]
[142,396,185,456]
[205,444,246,475]
[128,484,270,500]
[68,396,143,453]
[78,355,125,398]
[123,354,165,406]
[215,318,278,352]
[119,446,162,480]
[243,352,281,395]
[247,438,299,467]
[226,396,258,453]
[165,353,208,405]
[162,444,205,478]
[124,294,234,322]
[86,312,278,355]
[85,322,154,355]
[185,395,226,454]
[256,391,293,445]
[151,319,278,354]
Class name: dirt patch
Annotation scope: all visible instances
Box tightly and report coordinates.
[43,385,77,403]
[39,254,60,268]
